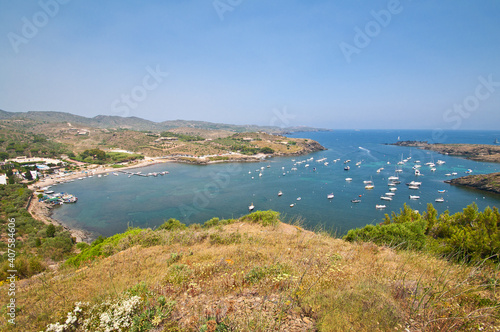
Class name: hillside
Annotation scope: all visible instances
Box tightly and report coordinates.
[1,210,499,331]
[447,172,500,194]
[0,110,330,135]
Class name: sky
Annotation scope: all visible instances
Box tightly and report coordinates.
[0,0,499,130]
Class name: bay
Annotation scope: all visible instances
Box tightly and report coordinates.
[51,130,500,238]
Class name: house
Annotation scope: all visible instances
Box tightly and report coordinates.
[0,175,6,185]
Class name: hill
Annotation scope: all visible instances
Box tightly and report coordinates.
[0,110,330,134]
[1,209,499,331]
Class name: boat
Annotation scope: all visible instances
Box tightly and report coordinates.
[435,198,445,203]
[388,175,399,181]
[296,197,301,201]
[465,169,473,174]
[406,181,422,186]
[380,196,392,201]
[259,173,262,177]
[290,203,295,208]
[363,180,373,184]
[278,191,283,196]
[344,159,351,164]
[345,178,353,182]
[436,160,446,165]
[437,189,446,193]
[385,192,395,196]
[364,184,374,190]
[408,185,419,190]
[409,195,420,200]
[376,167,384,173]
[389,187,397,192]
[324,162,329,166]
[451,172,458,176]
[376,205,386,209]
[267,165,271,168]
[327,193,334,199]
[351,199,361,203]
[430,168,436,172]
[248,203,255,211]
[344,166,350,171]
[445,173,452,177]
[414,169,422,176]
[355,161,362,166]
[495,138,499,144]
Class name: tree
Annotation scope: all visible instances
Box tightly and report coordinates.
[260,147,274,154]
[46,224,56,238]
[25,171,33,181]
[0,151,8,161]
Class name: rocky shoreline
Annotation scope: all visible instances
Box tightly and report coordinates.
[445,173,500,195]
[390,141,500,163]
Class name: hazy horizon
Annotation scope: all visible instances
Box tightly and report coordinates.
[1,1,499,130]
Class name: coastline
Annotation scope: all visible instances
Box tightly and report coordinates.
[27,146,325,243]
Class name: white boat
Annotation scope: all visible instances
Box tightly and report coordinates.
[248,203,255,211]
[305,164,309,168]
[345,178,353,182]
[389,187,397,192]
[451,172,458,175]
[430,168,436,172]
[278,191,283,196]
[363,180,373,184]
[435,198,445,203]
[324,162,329,166]
[388,176,399,181]
[445,173,452,177]
[327,193,334,199]
[355,161,362,166]
[414,169,422,176]
[296,197,301,201]
[380,196,392,201]
[376,167,384,173]
[376,205,386,209]
[408,186,419,190]
[409,195,420,200]
[365,184,375,190]
[407,181,422,186]
[259,173,262,177]
[267,165,271,168]
[344,166,350,171]
[385,192,395,196]
[436,160,446,165]
[290,203,295,208]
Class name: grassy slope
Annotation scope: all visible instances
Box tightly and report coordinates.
[1,215,498,331]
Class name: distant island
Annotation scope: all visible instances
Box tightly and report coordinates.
[391,140,500,194]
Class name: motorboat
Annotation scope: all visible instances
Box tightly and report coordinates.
[385,192,395,196]
[351,199,361,203]
[278,191,283,196]
[248,203,255,211]
[344,166,350,171]
[409,195,420,200]
[435,198,445,203]
[376,205,386,209]
[327,193,334,199]
[345,178,353,182]
[365,184,374,190]
[380,196,392,201]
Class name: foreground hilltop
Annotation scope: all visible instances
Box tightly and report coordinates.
[1,209,498,331]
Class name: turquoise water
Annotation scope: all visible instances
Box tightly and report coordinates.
[51,130,500,238]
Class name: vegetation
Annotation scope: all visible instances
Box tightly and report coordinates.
[74,149,144,165]
[160,131,204,142]
[0,184,75,280]
[1,210,498,331]
[344,203,500,263]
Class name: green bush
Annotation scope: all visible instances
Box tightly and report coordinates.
[242,210,280,226]
[157,218,186,231]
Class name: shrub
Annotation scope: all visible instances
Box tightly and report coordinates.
[157,218,186,231]
[242,210,280,226]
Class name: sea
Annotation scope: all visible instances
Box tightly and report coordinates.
[51,130,500,239]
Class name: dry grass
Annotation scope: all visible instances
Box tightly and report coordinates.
[1,218,499,331]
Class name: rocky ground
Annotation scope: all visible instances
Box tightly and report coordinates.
[446,172,500,195]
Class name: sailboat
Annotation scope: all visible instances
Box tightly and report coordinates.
[495,138,499,144]
[248,203,255,211]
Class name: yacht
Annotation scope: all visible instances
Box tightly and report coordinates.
[435,198,445,203]
[376,205,387,209]
[380,196,392,201]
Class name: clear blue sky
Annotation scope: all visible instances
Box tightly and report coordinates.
[1,0,499,129]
